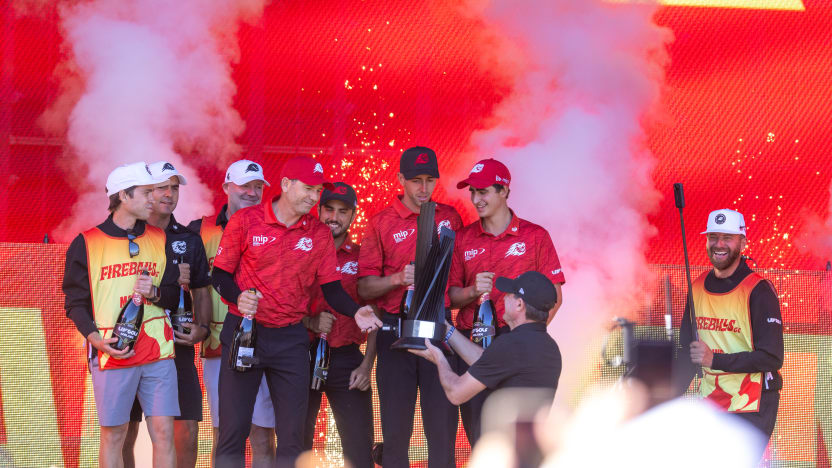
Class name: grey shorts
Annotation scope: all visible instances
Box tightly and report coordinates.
[89,357,180,426]
[202,357,275,429]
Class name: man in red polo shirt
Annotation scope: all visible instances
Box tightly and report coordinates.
[211,157,382,468]
[448,158,565,446]
[357,146,464,468]
[302,182,375,467]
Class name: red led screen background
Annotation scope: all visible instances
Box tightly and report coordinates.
[2,1,832,466]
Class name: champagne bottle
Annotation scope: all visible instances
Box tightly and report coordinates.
[170,256,193,334]
[310,332,331,391]
[113,270,149,351]
[472,293,496,348]
[229,288,258,372]
[399,284,415,316]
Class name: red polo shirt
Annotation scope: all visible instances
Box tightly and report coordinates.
[308,240,365,347]
[449,212,565,330]
[213,196,342,328]
[358,195,464,314]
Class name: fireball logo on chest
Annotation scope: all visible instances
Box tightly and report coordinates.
[171,241,187,255]
[505,242,527,257]
[437,219,452,235]
[339,261,358,275]
[294,237,313,252]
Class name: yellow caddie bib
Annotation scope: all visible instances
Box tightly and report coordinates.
[83,225,173,370]
[693,271,767,413]
[199,215,227,358]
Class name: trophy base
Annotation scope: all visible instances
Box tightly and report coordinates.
[391,336,432,350]
[391,337,451,352]
[391,320,447,350]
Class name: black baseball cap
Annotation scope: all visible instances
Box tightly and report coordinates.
[495,271,557,311]
[400,146,440,179]
[320,182,357,209]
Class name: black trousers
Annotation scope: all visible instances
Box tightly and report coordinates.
[303,343,374,468]
[215,314,310,468]
[735,389,780,440]
[376,316,459,468]
[455,326,510,447]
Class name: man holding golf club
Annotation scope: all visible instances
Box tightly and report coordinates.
[675,208,783,445]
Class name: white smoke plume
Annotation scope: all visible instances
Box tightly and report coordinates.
[460,1,672,406]
[36,0,268,240]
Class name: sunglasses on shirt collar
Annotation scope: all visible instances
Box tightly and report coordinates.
[127,231,140,258]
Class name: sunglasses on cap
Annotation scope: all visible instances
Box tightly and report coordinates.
[127,231,140,258]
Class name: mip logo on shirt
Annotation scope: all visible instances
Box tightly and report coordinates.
[464,248,484,261]
[393,229,415,244]
[252,235,276,247]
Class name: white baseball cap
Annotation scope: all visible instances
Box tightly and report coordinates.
[148,161,188,185]
[105,162,158,196]
[702,209,747,236]
[225,159,270,186]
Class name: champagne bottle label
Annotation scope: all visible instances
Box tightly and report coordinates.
[472,293,496,343]
[313,366,328,380]
[172,314,193,327]
[113,323,139,341]
[471,323,496,341]
[131,295,142,306]
[235,346,254,368]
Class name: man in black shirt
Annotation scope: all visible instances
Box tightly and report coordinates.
[674,209,783,443]
[62,162,183,468]
[410,271,561,406]
[122,161,213,468]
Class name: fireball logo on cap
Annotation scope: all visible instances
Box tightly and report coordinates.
[470,163,484,174]
[163,162,175,172]
[245,163,260,173]
[333,186,348,195]
[715,214,726,224]
[314,163,324,174]
[415,153,429,164]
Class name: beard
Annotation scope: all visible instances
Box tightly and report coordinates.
[326,221,346,238]
[708,244,742,271]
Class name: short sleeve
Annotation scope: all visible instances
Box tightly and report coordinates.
[537,229,565,285]
[358,216,384,278]
[213,210,245,273]
[448,231,466,289]
[449,207,464,231]
[315,229,342,285]
[467,339,513,389]
[190,236,212,289]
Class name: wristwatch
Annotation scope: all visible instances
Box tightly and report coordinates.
[149,285,161,303]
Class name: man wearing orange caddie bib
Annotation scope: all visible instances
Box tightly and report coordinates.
[675,208,784,447]
[62,162,181,468]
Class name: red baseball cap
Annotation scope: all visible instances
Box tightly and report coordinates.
[280,156,334,191]
[456,158,511,189]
